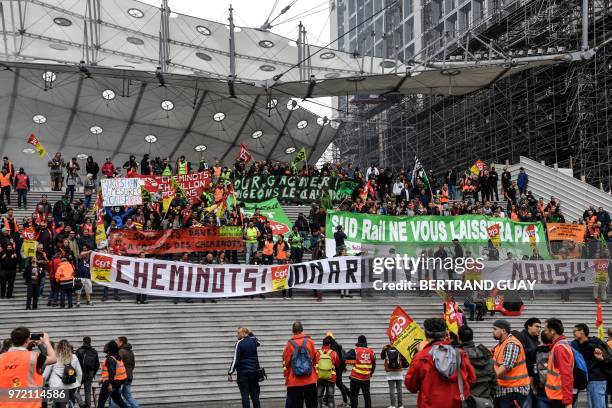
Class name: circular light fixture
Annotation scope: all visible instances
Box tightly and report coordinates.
[49,44,68,51]
[324,72,340,79]
[196,52,212,61]
[267,98,278,109]
[196,25,211,36]
[225,25,242,32]
[259,40,274,48]
[89,125,103,135]
[160,100,174,111]
[251,130,263,139]
[102,89,116,100]
[286,99,299,111]
[380,60,396,68]
[320,51,336,60]
[76,153,88,160]
[32,114,47,124]
[128,8,144,18]
[440,68,461,76]
[213,112,226,122]
[297,120,308,129]
[126,37,145,46]
[194,144,207,152]
[317,117,329,126]
[22,148,36,155]
[42,71,56,82]
[144,134,158,143]
[285,147,296,154]
[260,64,276,72]
[53,17,72,26]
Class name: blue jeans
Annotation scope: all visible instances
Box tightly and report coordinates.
[38,275,46,297]
[110,380,139,408]
[84,194,92,209]
[449,184,456,200]
[26,283,39,309]
[245,242,258,264]
[536,389,552,408]
[17,189,27,207]
[587,380,607,408]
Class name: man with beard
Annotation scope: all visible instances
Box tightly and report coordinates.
[492,319,530,408]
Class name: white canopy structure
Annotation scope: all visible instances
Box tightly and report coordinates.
[0,0,589,176]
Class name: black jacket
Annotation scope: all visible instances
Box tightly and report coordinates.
[228,333,260,376]
[514,329,539,377]
[571,337,612,381]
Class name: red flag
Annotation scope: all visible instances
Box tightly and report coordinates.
[387,306,425,363]
[596,298,605,340]
[237,143,252,163]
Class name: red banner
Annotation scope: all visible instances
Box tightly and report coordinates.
[109,227,243,255]
[140,172,211,202]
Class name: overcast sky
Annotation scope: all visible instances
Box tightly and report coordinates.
[140,0,334,118]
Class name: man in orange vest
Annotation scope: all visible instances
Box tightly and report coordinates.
[282,321,318,407]
[0,168,12,204]
[344,335,376,408]
[543,318,575,408]
[56,256,75,308]
[492,319,531,408]
[0,327,57,408]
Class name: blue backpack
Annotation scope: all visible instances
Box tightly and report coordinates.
[564,341,588,390]
[290,338,313,376]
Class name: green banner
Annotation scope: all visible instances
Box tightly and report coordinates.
[326,210,549,258]
[234,175,358,203]
[242,198,292,237]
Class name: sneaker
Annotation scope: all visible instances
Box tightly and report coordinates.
[86,300,91,305]
[387,406,396,408]
[76,303,80,308]
[141,300,148,304]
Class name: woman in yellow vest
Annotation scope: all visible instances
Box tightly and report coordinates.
[262,234,275,265]
[98,340,128,407]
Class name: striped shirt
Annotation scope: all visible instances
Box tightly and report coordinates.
[494,335,530,397]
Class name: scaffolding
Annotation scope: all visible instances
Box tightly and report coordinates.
[336,0,612,191]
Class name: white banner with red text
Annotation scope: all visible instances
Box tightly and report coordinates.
[89,252,609,298]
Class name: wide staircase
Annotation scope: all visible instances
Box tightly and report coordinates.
[0,189,608,406]
[0,289,606,407]
[504,157,612,222]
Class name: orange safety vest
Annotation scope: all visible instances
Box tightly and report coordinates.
[262,241,274,256]
[3,217,18,232]
[493,335,530,388]
[348,347,375,381]
[545,341,574,401]
[440,189,449,203]
[0,173,11,187]
[275,242,287,260]
[56,261,75,282]
[0,349,44,408]
[100,356,128,382]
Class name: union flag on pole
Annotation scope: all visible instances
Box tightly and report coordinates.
[237,143,252,163]
[27,133,47,157]
[596,298,605,340]
[387,305,426,363]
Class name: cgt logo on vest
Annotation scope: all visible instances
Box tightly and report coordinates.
[92,254,113,283]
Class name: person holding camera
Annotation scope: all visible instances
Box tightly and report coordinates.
[0,327,57,406]
[228,327,262,408]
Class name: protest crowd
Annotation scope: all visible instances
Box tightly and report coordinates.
[0,150,611,408]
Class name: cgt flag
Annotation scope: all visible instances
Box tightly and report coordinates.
[237,143,252,164]
[387,306,426,363]
[27,133,47,157]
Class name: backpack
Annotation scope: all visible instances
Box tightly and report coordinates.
[567,345,588,390]
[386,347,401,370]
[61,363,77,384]
[80,348,98,373]
[429,344,460,378]
[317,349,334,380]
[290,338,313,376]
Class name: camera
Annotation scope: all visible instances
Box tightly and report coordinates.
[30,333,43,341]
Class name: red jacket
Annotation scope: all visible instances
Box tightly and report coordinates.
[404,341,476,408]
[282,333,318,387]
[102,161,115,177]
[48,257,62,281]
[315,345,340,383]
[549,335,574,405]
